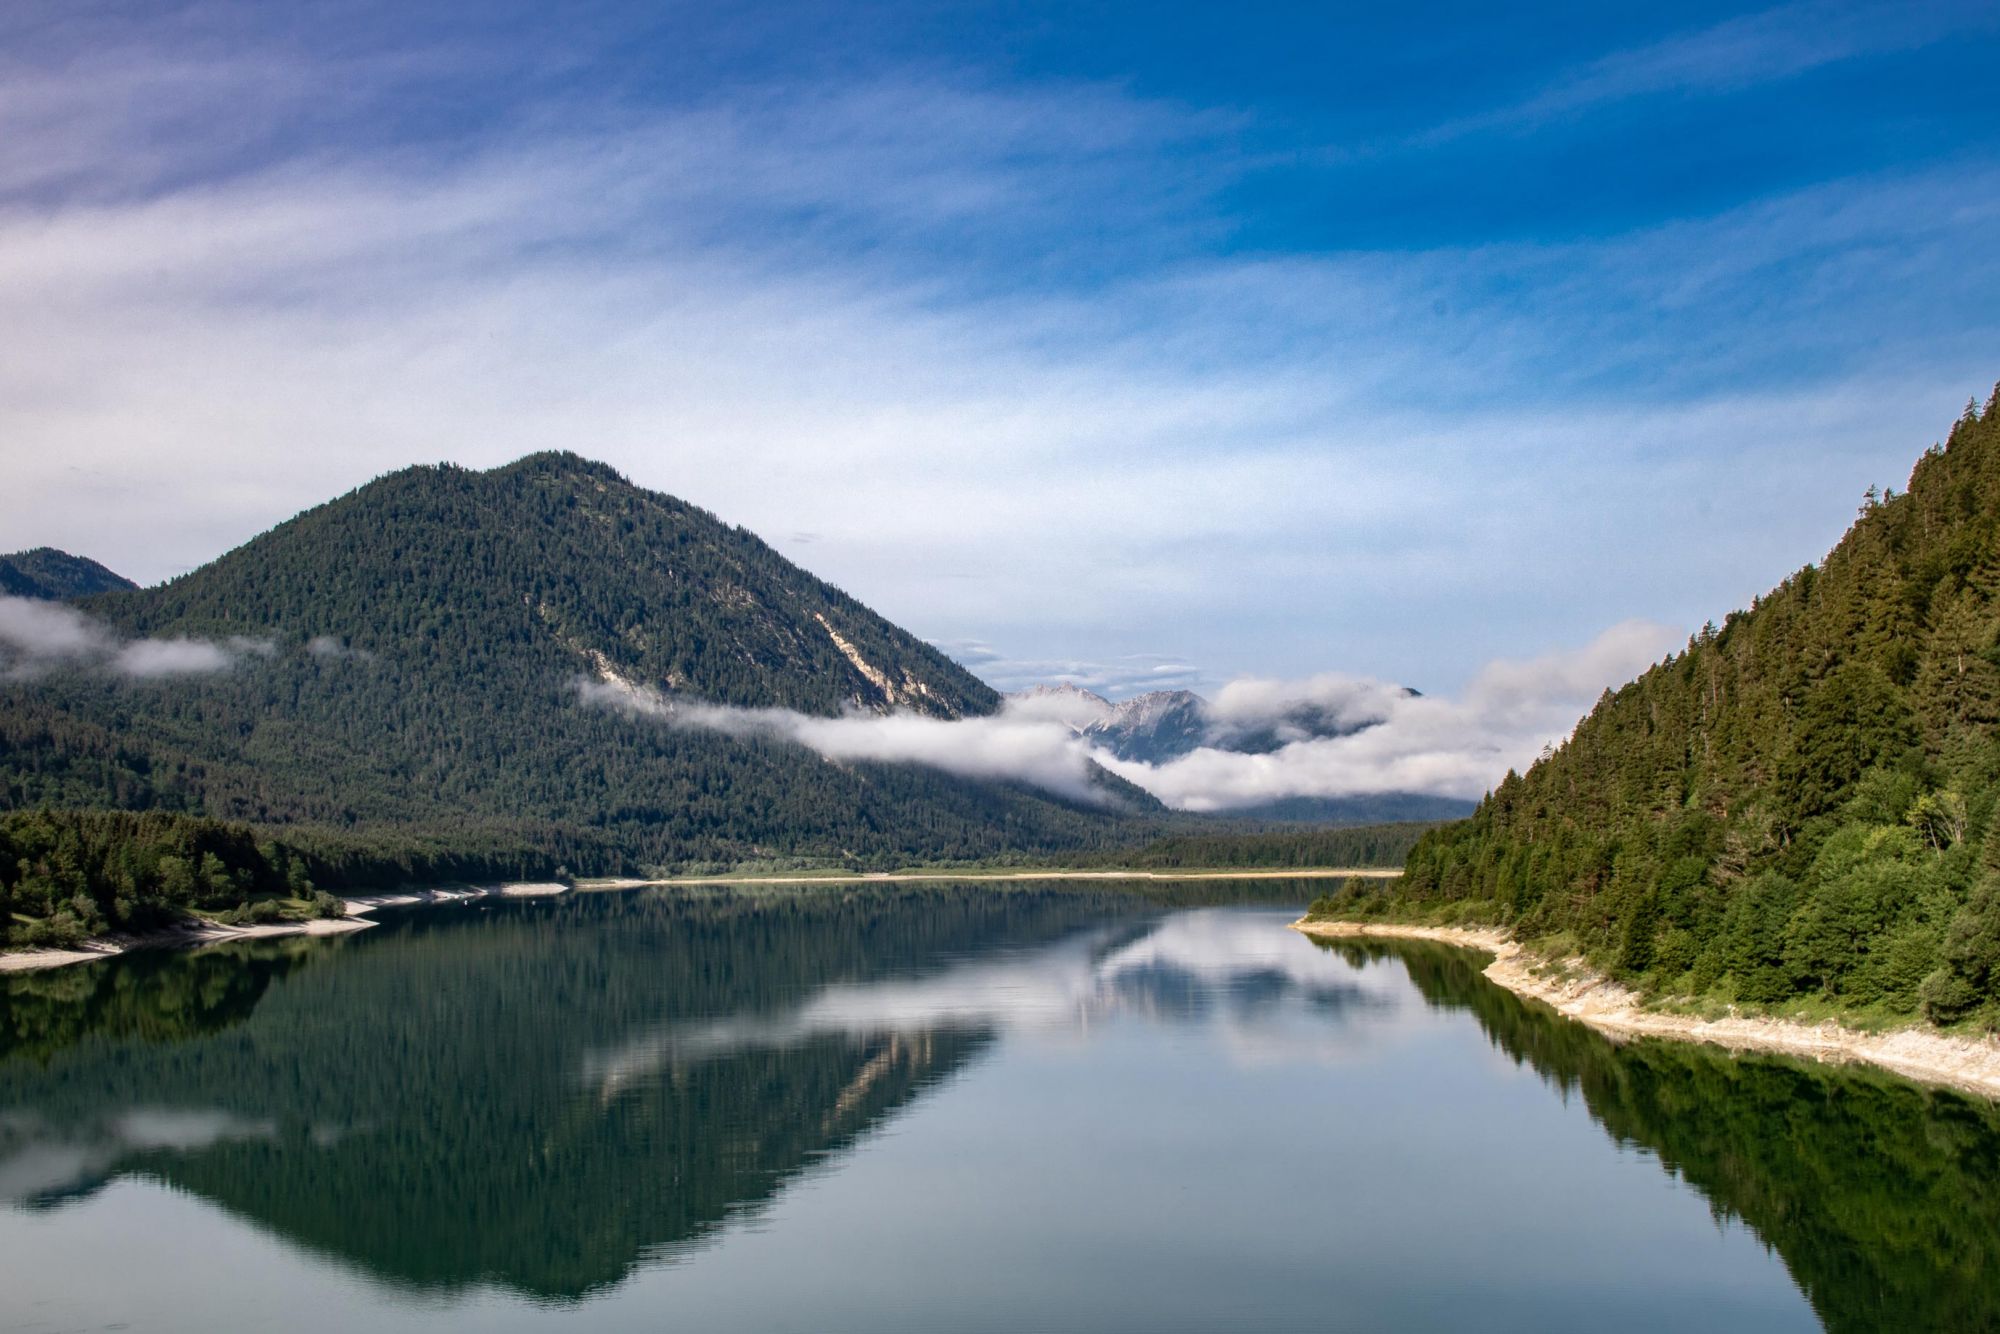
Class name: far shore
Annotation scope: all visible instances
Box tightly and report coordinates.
[581,867,1401,889]
[1292,918,2000,1101]
[0,871,1380,976]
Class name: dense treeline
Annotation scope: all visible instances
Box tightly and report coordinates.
[2,810,328,946]
[0,808,557,946]
[0,453,1169,899]
[1347,389,2000,1026]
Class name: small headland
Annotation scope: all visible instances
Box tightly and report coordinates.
[0,882,570,974]
[1292,918,2000,1100]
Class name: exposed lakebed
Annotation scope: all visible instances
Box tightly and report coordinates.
[1,881,1994,1332]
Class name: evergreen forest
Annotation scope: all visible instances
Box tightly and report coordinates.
[1326,390,2000,1026]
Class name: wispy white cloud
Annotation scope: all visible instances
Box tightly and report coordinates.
[0,595,271,680]
[1425,0,1998,141]
[0,23,1992,699]
[306,634,373,661]
[577,678,1113,803]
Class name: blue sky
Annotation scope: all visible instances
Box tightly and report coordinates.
[4,0,1998,706]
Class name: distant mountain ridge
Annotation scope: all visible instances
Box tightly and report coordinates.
[1008,682,1470,825]
[1011,685,1211,764]
[0,548,135,601]
[1009,679,1415,763]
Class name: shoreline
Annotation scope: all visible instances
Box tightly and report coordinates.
[0,871,1366,975]
[585,867,1400,889]
[1291,919,2000,1100]
[0,882,570,975]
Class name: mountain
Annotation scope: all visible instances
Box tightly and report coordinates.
[101,453,992,718]
[0,453,1160,902]
[1085,690,1210,763]
[0,548,136,601]
[1391,388,2000,1024]
[1010,683,1393,766]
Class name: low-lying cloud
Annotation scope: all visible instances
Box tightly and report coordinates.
[1099,621,1679,809]
[306,634,374,661]
[583,619,1681,810]
[577,678,1109,802]
[0,595,272,680]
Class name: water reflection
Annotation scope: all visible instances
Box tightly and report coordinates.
[1316,937,2000,1334]
[0,885,1994,1332]
[581,907,1397,1097]
[0,883,1293,1299]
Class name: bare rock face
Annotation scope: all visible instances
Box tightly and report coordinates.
[1083,690,1213,764]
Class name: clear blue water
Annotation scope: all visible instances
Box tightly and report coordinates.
[1,882,1992,1331]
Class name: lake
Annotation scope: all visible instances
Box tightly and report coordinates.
[1,882,1995,1332]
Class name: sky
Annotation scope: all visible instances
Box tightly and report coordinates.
[4,0,1998,717]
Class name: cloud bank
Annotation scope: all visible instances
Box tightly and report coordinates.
[1100,621,1680,810]
[577,678,1109,803]
[583,619,1680,809]
[0,595,270,680]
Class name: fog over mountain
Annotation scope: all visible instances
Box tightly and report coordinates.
[611,619,1679,810]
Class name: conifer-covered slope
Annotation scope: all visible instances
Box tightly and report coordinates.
[100,452,994,717]
[0,454,1154,883]
[1395,388,2000,1023]
[0,548,135,601]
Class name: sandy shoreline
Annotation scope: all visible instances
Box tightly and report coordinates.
[586,867,1400,889]
[0,882,571,975]
[0,915,371,974]
[1,871,1359,975]
[1292,918,2000,1100]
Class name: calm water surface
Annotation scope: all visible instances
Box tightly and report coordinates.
[2,882,1996,1332]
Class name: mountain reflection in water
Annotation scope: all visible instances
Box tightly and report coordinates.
[0,883,1994,1332]
[0,884,1332,1299]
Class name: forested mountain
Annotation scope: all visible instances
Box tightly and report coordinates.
[0,454,1160,928]
[0,549,135,601]
[98,452,992,717]
[1387,388,2000,1024]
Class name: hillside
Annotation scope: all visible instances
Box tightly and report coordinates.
[0,549,135,601]
[0,454,1159,910]
[1384,388,2000,1024]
